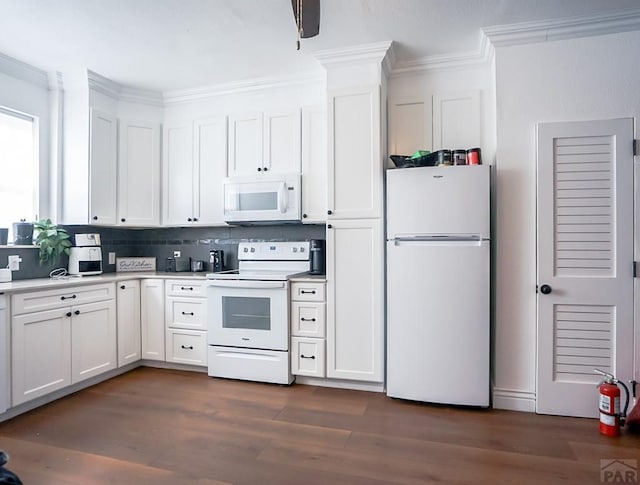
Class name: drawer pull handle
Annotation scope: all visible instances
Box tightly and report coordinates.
[181,345,194,350]
[300,290,316,295]
[60,295,77,300]
[300,317,316,322]
[66,312,72,317]
[241,337,250,341]
[181,311,195,316]
[181,286,194,291]
[301,354,316,360]
[74,310,80,315]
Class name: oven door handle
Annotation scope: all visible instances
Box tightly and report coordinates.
[207,280,286,289]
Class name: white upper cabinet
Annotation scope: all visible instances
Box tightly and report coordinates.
[194,117,227,225]
[301,106,327,223]
[89,109,118,225]
[162,118,227,226]
[163,122,195,225]
[431,90,481,150]
[327,86,382,220]
[228,110,301,176]
[117,120,161,226]
[388,98,432,157]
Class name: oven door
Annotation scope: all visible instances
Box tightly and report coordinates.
[207,280,289,351]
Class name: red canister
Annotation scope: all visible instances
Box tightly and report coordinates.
[467,148,482,165]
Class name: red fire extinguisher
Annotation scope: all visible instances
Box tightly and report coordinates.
[595,368,630,436]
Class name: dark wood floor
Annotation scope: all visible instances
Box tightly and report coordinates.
[1,367,639,484]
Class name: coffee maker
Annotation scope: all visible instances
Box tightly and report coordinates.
[209,250,224,272]
[68,233,103,276]
[309,239,325,275]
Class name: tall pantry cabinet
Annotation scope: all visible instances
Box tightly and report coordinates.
[318,43,392,384]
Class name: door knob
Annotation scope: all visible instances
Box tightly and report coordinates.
[540,284,552,295]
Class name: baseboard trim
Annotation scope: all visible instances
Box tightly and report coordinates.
[492,387,536,413]
[294,376,384,393]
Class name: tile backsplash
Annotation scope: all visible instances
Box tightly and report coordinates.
[0,224,326,281]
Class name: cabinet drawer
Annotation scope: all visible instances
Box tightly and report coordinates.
[166,329,207,366]
[166,297,206,330]
[291,282,325,302]
[291,337,325,377]
[12,283,116,315]
[291,302,326,338]
[165,280,206,297]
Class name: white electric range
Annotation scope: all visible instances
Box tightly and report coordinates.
[206,241,310,384]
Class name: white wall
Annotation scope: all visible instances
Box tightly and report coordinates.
[0,70,51,221]
[493,30,640,411]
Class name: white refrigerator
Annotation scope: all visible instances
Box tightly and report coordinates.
[386,165,490,406]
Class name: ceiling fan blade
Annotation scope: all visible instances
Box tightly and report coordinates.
[291,0,320,38]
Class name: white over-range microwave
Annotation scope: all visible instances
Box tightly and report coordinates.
[223,173,301,224]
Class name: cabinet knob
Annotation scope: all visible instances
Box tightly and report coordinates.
[327,224,332,229]
[92,216,98,221]
[300,354,316,360]
[66,311,72,317]
[263,167,268,172]
[187,217,192,222]
[193,217,198,222]
[327,210,332,215]
[120,285,125,290]
[74,310,80,315]
[121,218,126,223]
[302,213,308,219]
[181,345,194,350]
[257,167,262,172]
[540,284,552,295]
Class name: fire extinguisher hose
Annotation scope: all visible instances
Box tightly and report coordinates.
[619,380,630,425]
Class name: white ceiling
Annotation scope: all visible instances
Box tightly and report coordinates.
[0,0,638,92]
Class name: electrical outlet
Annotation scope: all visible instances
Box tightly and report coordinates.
[173,250,181,258]
[7,255,21,271]
[108,252,116,264]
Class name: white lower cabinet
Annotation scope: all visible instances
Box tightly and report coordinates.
[117,281,141,367]
[11,283,117,406]
[326,219,384,382]
[141,279,165,361]
[165,280,207,367]
[290,280,327,378]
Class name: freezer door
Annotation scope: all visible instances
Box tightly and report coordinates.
[386,239,490,406]
[386,165,490,238]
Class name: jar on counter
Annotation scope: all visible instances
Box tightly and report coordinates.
[437,150,452,166]
[452,150,467,165]
[467,148,482,165]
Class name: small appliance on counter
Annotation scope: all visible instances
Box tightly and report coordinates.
[309,239,325,275]
[13,220,33,245]
[68,233,103,276]
[209,250,224,272]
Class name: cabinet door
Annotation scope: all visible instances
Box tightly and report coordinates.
[71,300,117,384]
[327,86,382,219]
[194,117,227,225]
[141,279,165,361]
[12,307,71,406]
[301,106,327,223]
[162,122,195,225]
[326,219,384,382]
[263,110,301,174]
[118,120,161,226]
[432,90,480,151]
[89,109,118,225]
[228,113,263,176]
[117,281,141,367]
[0,295,7,413]
[388,98,432,157]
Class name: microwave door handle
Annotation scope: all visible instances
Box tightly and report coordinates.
[278,183,287,213]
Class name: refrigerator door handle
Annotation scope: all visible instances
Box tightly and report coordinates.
[392,235,485,244]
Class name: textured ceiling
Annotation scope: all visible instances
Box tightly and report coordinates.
[0,0,637,92]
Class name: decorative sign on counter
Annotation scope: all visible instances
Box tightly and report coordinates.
[116,257,156,272]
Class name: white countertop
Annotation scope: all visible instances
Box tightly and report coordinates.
[0,272,208,294]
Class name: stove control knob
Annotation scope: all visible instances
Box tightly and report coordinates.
[250,247,255,253]
[243,247,249,253]
[300,247,305,253]
[292,247,298,253]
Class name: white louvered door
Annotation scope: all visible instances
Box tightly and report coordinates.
[536,118,634,418]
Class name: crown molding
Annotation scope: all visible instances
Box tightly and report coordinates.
[314,40,395,69]
[163,71,325,105]
[0,52,48,89]
[483,7,640,48]
[391,33,493,76]
[87,69,163,106]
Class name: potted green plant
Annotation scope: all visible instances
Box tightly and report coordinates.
[34,219,72,266]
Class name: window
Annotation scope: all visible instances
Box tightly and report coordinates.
[0,107,38,243]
